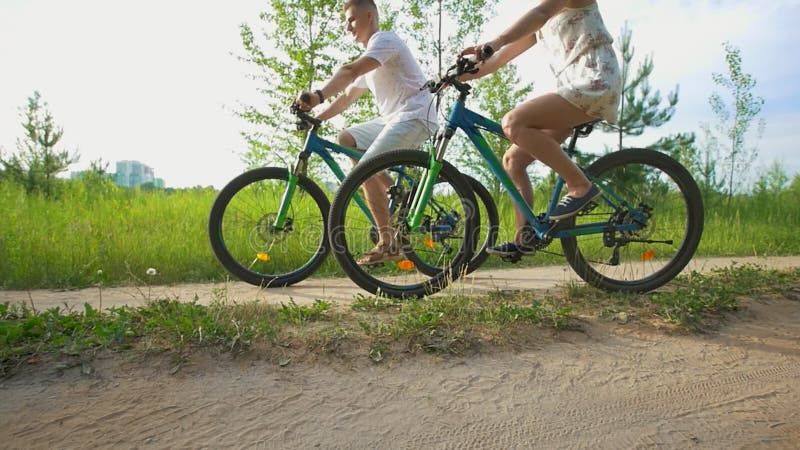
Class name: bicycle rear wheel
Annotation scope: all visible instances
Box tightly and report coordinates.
[208,167,330,287]
[328,149,478,299]
[561,148,704,292]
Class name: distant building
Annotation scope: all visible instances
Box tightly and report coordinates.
[114,160,165,188]
[68,161,165,188]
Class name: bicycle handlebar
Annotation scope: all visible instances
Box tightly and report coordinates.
[290,101,322,131]
[422,56,481,95]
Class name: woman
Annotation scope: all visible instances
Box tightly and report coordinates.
[460,0,621,257]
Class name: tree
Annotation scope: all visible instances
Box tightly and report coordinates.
[601,23,679,151]
[398,0,498,77]
[753,161,789,196]
[237,0,344,170]
[0,91,80,196]
[695,122,726,197]
[705,41,765,200]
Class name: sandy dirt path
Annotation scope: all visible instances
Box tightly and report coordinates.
[0,256,798,448]
[1,295,798,449]
[2,255,799,311]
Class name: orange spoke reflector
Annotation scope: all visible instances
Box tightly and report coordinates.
[640,249,656,261]
[397,260,415,270]
[424,238,435,249]
[257,253,271,262]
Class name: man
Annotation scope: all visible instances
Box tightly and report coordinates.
[295,0,437,265]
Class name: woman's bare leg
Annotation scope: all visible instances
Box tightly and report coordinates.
[502,144,536,243]
[502,93,595,198]
[502,127,573,244]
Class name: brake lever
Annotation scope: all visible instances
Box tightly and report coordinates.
[420,79,437,92]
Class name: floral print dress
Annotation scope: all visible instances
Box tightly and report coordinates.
[536,2,622,123]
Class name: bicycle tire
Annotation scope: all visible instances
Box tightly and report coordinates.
[208,167,330,287]
[328,149,478,299]
[560,148,704,292]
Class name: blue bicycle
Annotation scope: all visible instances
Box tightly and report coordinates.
[208,104,498,287]
[329,58,704,298]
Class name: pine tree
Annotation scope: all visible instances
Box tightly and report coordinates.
[0,91,80,197]
[601,23,679,152]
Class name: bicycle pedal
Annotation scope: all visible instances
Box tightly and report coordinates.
[578,201,599,216]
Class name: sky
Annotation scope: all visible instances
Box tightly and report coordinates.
[1,0,798,189]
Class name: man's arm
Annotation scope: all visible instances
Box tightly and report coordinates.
[316,85,368,121]
[296,55,380,110]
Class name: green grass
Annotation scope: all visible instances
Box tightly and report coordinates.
[1,177,799,289]
[559,264,800,331]
[0,281,575,375]
[2,264,797,375]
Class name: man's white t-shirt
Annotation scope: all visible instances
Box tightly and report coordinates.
[352,31,437,133]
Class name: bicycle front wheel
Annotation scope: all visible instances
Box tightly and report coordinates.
[208,167,330,287]
[328,149,478,299]
[561,148,704,292]
[414,174,498,277]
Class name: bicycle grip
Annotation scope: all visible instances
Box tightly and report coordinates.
[300,92,312,105]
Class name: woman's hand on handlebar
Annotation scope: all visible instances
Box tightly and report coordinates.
[457,41,497,81]
[460,40,497,62]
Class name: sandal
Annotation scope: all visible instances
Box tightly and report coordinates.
[356,242,402,266]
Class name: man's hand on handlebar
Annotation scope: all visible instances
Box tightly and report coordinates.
[294,91,320,111]
[290,98,322,131]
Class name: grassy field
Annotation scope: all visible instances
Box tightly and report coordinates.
[1,177,799,290]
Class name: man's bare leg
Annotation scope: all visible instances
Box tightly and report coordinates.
[339,131,395,246]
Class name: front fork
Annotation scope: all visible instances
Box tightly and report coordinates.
[407,127,452,229]
[272,152,309,230]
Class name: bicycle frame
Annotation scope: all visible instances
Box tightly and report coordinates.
[272,125,459,236]
[408,95,645,241]
[272,127,369,229]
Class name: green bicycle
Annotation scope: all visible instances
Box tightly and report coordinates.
[208,103,498,288]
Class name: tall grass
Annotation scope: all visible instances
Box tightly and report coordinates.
[697,191,800,255]
[1,177,798,290]
[488,182,800,261]
[0,180,222,288]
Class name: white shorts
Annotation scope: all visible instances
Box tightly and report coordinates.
[346,117,435,163]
